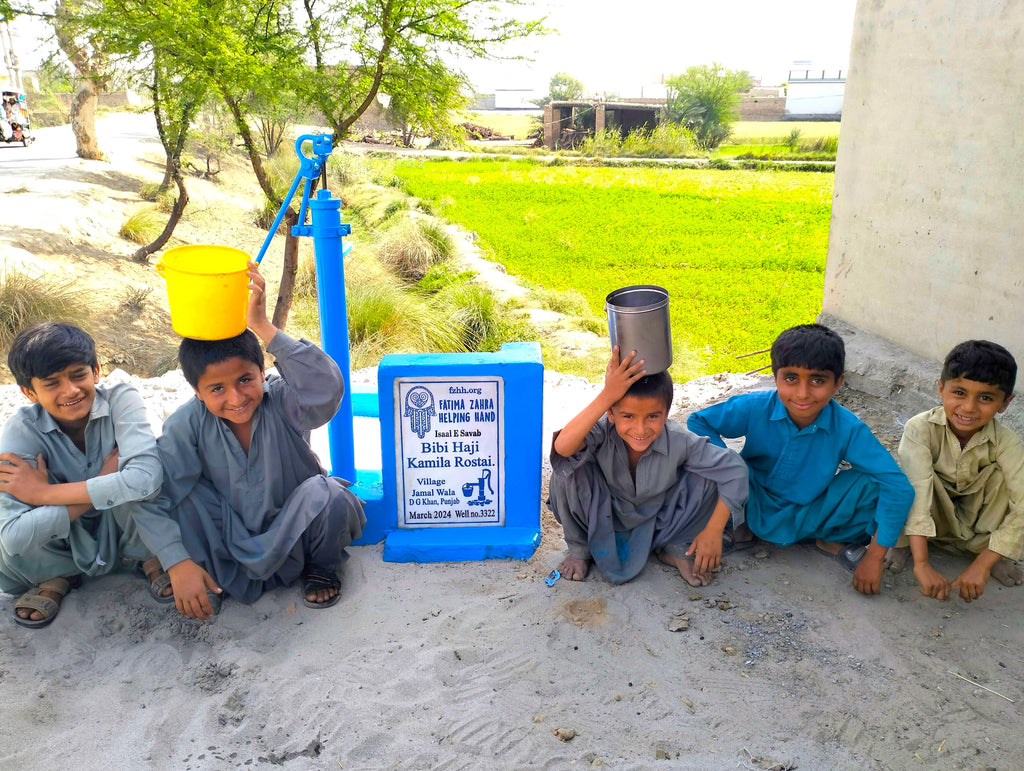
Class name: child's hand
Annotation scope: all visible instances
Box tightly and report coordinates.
[0,452,50,505]
[686,526,723,576]
[602,346,646,402]
[951,563,991,603]
[912,560,950,600]
[98,448,120,477]
[245,261,278,344]
[852,546,885,595]
[167,559,222,620]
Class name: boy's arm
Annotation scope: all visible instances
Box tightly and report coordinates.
[686,395,752,449]
[248,260,346,431]
[984,430,1024,560]
[553,346,645,458]
[846,422,915,548]
[0,386,161,512]
[897,416,941,540]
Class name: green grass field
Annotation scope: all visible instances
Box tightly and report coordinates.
[729,121,841,141]
[384,157,834,379]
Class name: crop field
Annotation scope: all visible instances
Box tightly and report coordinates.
[385,158,834,379]
[728,121,841,142]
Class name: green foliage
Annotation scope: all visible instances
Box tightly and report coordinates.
[417,262,475,294]
[0,266,88,349]
[119,206,165,243]
[664,63,752,150]
[301,0,547,139]
[533,287,592,316]
[436,282,537,351]
[376,218,455,282]
[544,71,585,103]
[383,157,833,377]
[580,123,696,159]
[386,61,469,148]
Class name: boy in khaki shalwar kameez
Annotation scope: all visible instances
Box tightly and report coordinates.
[886,340,1024,602]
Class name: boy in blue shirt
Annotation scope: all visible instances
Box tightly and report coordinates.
[0,323,165,628]
[687,324,914,595]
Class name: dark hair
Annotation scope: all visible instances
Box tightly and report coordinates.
[770,323,845,380]
[624,370,674,411]
[7,322,98,388]
[178,330,265,388]
[941,340,1017,397]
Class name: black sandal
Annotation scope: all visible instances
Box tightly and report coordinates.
[302,566,342,609]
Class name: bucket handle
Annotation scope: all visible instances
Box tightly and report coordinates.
[154,260,165,278]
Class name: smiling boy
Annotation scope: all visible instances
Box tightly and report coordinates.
[547,347,748,586]
[687,324,914,595]
[134,263,365,620]
[0,323,164,628]
[885,340,1024,602]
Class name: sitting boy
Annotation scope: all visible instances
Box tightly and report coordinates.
[687,323,914,595]
[135,263,365,620]
[0,323,165,628]
[547,347,748,586]
[885,340,1024,602]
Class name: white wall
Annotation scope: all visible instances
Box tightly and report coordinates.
[785,80,845,117]
[824,1,1024,372]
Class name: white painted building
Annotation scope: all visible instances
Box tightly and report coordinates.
[785,63,846,119]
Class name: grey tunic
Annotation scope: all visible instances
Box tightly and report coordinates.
[548,418,748,584]
[134,333,366,604]
[0,384,162,593]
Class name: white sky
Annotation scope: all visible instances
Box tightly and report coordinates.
[5,1,857,95]
[468,0,858,95]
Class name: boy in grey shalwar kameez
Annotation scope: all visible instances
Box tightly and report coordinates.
[548,348,747,586]
[135,264,365,620]
[0,323,165,628]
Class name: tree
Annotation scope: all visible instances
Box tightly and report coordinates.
[664,63,753,150]
[385,60,468,147]
[548,72,584,102]
[300,0,545,140]
[533,72,584,107]
[54,0,109,160]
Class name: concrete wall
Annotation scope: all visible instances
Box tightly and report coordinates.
[824,1,1024,387]
[739,95,785,121]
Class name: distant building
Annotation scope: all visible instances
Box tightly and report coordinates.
[785,63,846,120]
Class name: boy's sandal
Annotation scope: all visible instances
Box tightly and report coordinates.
[12,575,81,629]
[302,566,342,609]
[815,542,868,572]
[140,557,175,604]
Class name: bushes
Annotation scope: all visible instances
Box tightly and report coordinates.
[376,219,454,282]
[119,206,165,244]
[0,265,88,349]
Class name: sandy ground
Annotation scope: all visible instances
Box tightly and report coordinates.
[1,117,1023,770]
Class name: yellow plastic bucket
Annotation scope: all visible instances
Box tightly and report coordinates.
[156,245,250,340]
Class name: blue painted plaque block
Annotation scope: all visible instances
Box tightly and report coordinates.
[363,342,543,562]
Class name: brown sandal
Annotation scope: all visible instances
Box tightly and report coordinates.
[141,557,174,604]
[13,575,81,629]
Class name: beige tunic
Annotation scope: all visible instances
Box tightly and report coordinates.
[898,406,1024,559]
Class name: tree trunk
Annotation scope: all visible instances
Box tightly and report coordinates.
[132,168,189,262]
[271,209,301,329]
[69,79,106,161]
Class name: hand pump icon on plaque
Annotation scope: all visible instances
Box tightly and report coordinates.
[462,469,494,506]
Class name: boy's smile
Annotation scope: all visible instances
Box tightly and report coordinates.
[938,376,1013,444]
[607,395,669,463]
[193,357,266,425]
[21,364,100,432]
[774,366,843,429]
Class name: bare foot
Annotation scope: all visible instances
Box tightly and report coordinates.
[815,539,843,555]
[658,552,711,587]
[15,586,64,622]
[991,558,1024,587]
[306,585,339,604]
[884,546,910,573]
[557,556,591,581]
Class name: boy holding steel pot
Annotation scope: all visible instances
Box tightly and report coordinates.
[547,346,748,586]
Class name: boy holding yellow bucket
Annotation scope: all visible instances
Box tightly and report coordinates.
[135,261,366,619]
